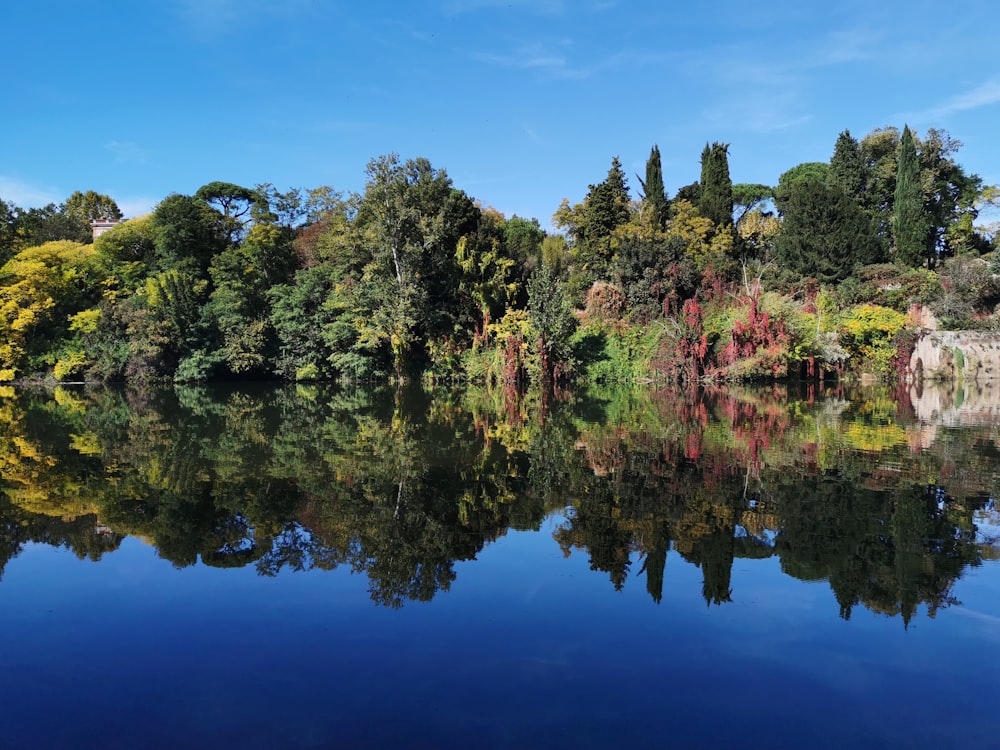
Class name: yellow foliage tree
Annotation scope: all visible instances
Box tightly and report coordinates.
[665,199,734,271]
[736,208,781,261]
[0,241,99,378]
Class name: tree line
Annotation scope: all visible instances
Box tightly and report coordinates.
[0,126,996,385]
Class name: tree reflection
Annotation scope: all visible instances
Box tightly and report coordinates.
[0,381,994,619]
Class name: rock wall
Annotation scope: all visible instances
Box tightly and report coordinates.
[908,379,1000,427]
[908,331,1000,383]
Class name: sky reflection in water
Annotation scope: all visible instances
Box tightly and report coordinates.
[0,381,998,749]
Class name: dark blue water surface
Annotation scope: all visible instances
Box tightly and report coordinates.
[0,382,998,749]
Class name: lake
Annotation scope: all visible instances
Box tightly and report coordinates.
[0,380,997,749]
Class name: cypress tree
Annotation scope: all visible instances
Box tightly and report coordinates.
[640,145,669,228]
[893,125,931,267]
[699,142,734,230]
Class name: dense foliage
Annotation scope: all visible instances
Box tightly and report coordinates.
[0,127,996,385]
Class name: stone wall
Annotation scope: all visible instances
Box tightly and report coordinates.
[908,331,1000,383]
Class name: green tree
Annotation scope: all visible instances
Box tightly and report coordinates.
[732,183,773,260]
[699,142,734,232]
[455,207,518,346]
[150,194,228,276]
[527,263,577,382]
[540,234,569,276]
[827,130,884,263]
[829,130,867,202]
[0,199,18,262]
[503,214,544,292]
[554,156,632,279]
[774,162,829,214]
[918,128,985,257]
[207,223,296,376]
[93,216,156,289]
[10,203,78,249]
[775,178,877,282]
[732,183,772,226]
[0,240,101,378]
[268,264,339,379]
[64,190,123,243]
[254,183,306,228]
[893,125,932,267]
[858,127,900,243]
[195,181,260,242]
[861,126,985,261]
[353,154,477,380]
[639,145,669,228]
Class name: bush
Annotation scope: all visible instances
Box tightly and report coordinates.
[583,281,626,324]
[852,264,942,312]
[174,349,222,383]
[931,256,1000,328]
[837,304,907,377]
[54,350,87,381]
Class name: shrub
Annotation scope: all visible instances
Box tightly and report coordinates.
[53,350,87,381]
[837,303,907,377]
[852,264,942,312]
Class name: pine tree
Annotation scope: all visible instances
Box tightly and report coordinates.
[574,156,631,278]
[829,130,884,264]
[698,142,734,230]
[775,178,876,282]
[640,145,669,228]
[829,130,867,202]
[893,125,931,267]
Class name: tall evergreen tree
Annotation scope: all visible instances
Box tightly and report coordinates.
[586,156,631,241]
[828,130,883,264]
[829,130,867,202]
[893,125,931,267]
[639,145,669,228]
[699,142,734,231]
[774,162,829,215]
[557,156,632,279]
[775,178,877,283]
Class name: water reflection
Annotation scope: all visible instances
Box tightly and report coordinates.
[0,381,996,620]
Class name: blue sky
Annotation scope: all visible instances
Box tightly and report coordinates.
[4,0,998,227]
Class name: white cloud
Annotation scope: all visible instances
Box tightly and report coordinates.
[931,79,1000,117]
[0,177,61,208]
[442,0,617,15]
[476,38,665,81]
[173,0,314,38]
[477,41,590,79]
[105,141,149,164]
[521,123,545,144]
[0,177,155,218]
[810,26,882,66]
[894,78,1000,124]
[443,0,566,14]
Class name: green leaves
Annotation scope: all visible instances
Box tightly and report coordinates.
[699,142,734,231]
[775,178,876,283]
[528,263,577,381]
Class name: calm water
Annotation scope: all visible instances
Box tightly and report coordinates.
[0,381,998,749]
